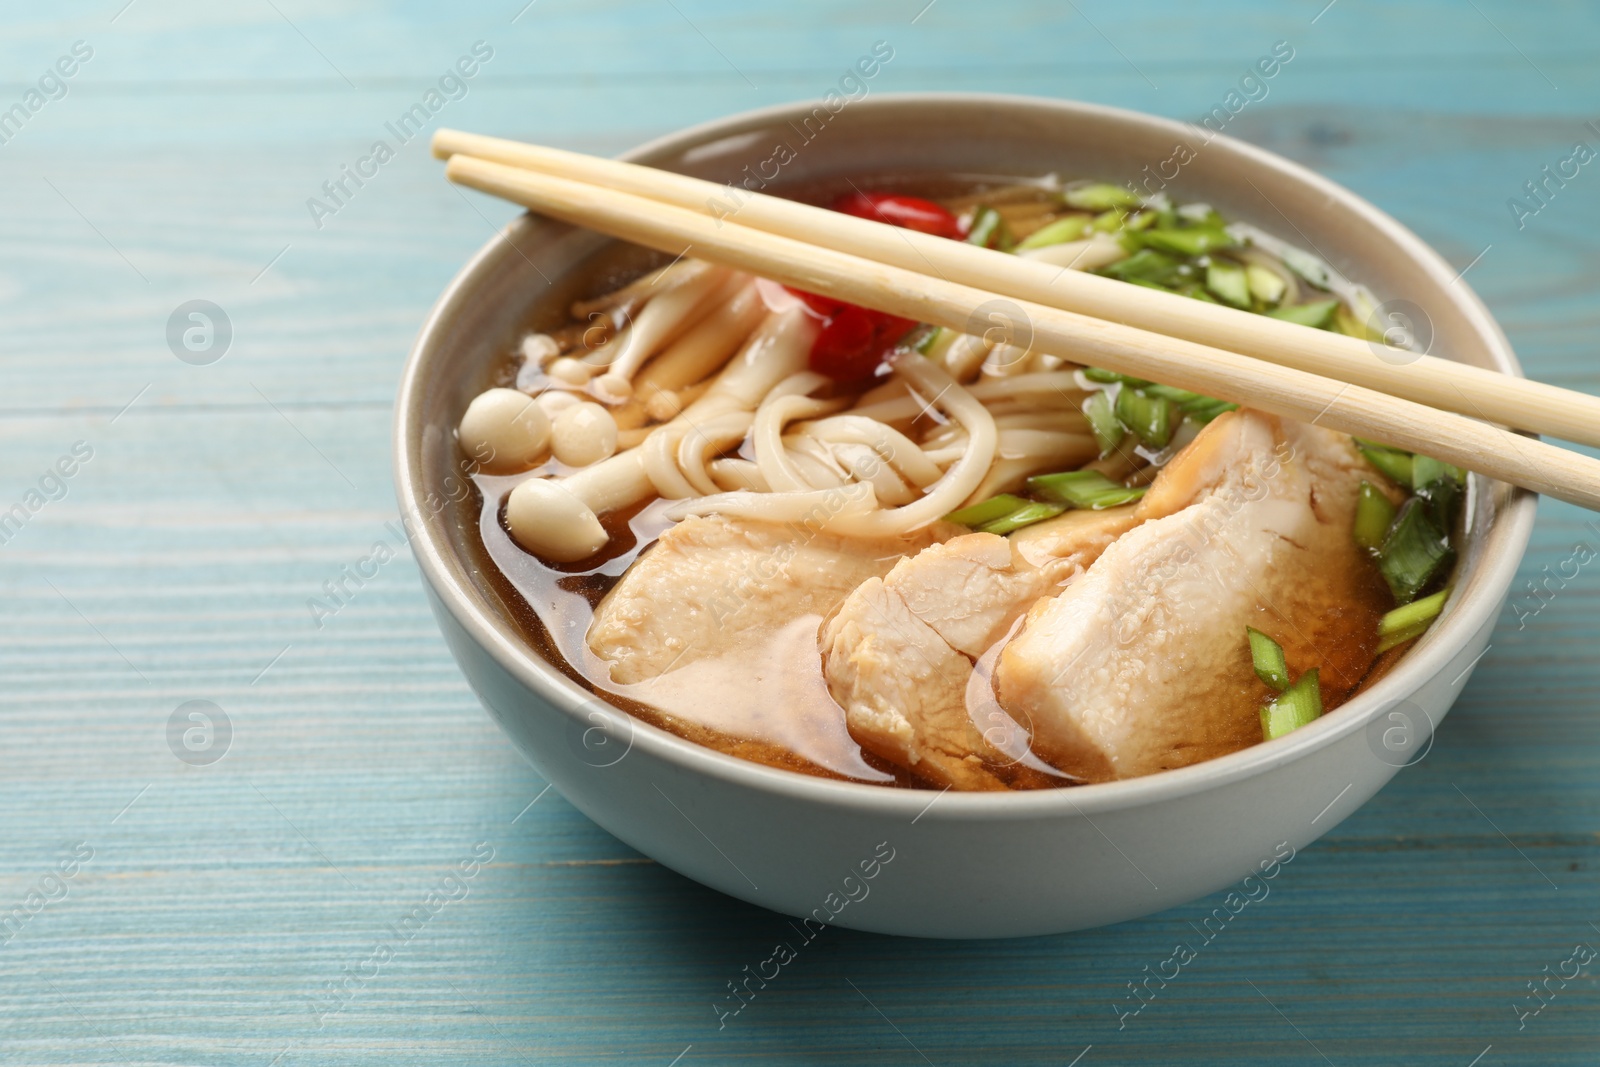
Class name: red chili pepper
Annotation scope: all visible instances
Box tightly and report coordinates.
[786,288,845,317]
[808,304,916,384]
[789,190,959,382]
[831,191,965,240]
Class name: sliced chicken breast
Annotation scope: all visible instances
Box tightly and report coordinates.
[996,409,1394,782]
[588,514,944,685]
[822,506,1140,789]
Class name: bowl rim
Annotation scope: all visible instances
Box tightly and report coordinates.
[395,91,1536,821]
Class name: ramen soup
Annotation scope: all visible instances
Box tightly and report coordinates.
[459,176,1463,791]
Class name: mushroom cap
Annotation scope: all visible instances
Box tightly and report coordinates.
[458,388,550,474]
[505,477,608,563]
[550,402,619,468]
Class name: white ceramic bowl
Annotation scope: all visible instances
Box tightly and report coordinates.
[395,94,1534,938]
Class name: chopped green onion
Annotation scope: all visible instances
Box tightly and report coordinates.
[1375,587,1449,652]
[1205,260,1252,308]
[1015,214,1090,250]
[1125,209,1160,232]
[1359,444,1414,487]
[1260,668,1322,740]
[1266,299,1341,328]
[1094,208,1133,234]
[1334,304,1377,341]
[1063,183,1143,211]
[1138,227,1237,257]
[1411,454,1464,492]
[1246,627,1292,692]
[1411,453,1465,530]
[976,500,1066,535]
[1147,386,1207,411]
[1379,498,1454,604]
[1180,283,1221,303]
[1375,620,1431,655]
[1115,387,1174,448]
[1177,204,1227,228]
[1182,398,1238,424]
[1246,264,1287,305]
[1352,437,1395,452]
[945,493,1028,527]
[1140,383,1194,404]
[1083,371,1234,427]
[1353,481,1397,552]
[965,206,1014,252]
[1027,470,1147,510]
[1083,390,1125,457]
[1098,248,1181,285]
[1081,367,1151,387]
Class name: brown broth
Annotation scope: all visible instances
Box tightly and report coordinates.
[473,471,915,785]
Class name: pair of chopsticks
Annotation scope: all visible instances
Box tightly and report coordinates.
[431,127,1600,512]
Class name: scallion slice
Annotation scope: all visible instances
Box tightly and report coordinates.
[1246,264,1287,305]
[1182,398,1239,424]
[1027,470,1147,510]
[1353,481,1397,552]
[1063,183,1143,211]
[1260,668,1322,740]
[976,500,1066,535]
[1093,208,1130,234]
[1115,387,1174,448]
[1411,453,1465,529]
[1359,444,1414,487]
[1143,383,1202,405]
[1205,260,1252,308]
[1015,214,1091,250]
[1375,621,1431,655]
[1379,498,1454,604]
[1375,587,1450,653]
[965,206,1014,252]
[945,493,1028,528]
[1099,248,1181,286]
[1266,299,1340,329]
[1411,454,1464,492]
[1083,390,1125,457]
[1081,367,1151,387]
[1125,209,1159,232]
[1246,627,1292,692]
[1139,227,1237,257]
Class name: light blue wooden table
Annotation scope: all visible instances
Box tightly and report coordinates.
[3,1,1598,1063]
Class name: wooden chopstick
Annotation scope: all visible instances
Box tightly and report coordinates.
[433,127,1600,450]
[442,151,1600,513]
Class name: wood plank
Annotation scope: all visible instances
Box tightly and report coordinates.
[3,1,1599,1063]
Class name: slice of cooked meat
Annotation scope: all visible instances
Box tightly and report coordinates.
[1008,503,1142,569]
[588,514,944,685]
[822,506,1141,790]
[824,571,1008,790]
[996,409,1396,782]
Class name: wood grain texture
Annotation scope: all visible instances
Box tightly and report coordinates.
[1,1,1598,1064]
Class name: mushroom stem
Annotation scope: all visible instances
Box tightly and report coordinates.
[610,266,735,372]
[569,257,707,319]
[635,279,765,396]
[504,308,816,560]
[589,266,737,397]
